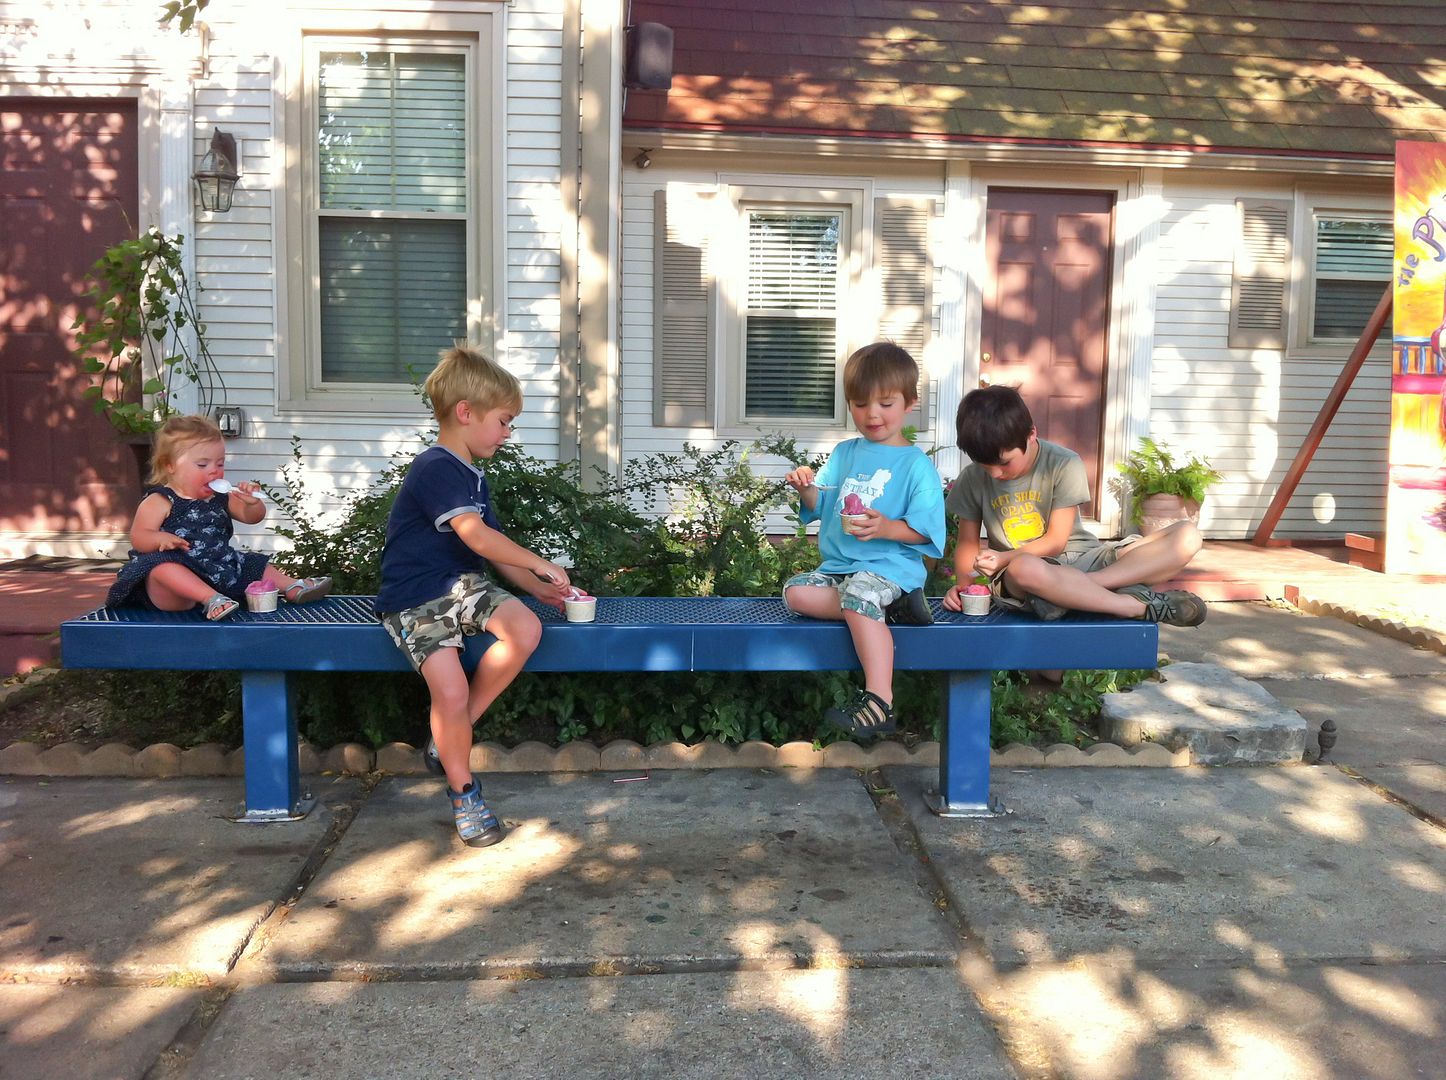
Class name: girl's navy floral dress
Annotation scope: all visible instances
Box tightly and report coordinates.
[107,485,270,608]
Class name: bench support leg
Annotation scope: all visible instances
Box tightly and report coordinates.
[233,671,315,823]
[924,671,1006,818]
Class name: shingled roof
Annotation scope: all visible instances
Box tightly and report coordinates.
[623,0,1446,158]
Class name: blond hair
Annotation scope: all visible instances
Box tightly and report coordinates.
[423,345,522,422]
[149,415,224,486]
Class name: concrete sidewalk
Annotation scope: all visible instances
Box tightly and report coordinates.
[3,602,1444,1079]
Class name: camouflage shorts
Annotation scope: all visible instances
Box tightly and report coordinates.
[380,572,516,673]
[783,569,904,623]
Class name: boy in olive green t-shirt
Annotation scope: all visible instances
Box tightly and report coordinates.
[942,386,1206,626]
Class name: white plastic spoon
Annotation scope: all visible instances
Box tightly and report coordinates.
[208,479,267,500]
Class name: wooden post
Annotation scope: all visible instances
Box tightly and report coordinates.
[1251,286,1393,547]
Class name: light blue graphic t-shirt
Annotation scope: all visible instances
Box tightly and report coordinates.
[799,439,946,591]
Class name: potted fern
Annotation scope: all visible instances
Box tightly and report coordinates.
[1117,437,1221,534]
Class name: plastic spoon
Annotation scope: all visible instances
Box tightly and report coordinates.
[208,479,267,500]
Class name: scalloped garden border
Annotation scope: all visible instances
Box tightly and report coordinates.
[0,736,1189,778]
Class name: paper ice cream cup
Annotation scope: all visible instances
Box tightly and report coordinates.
[564,596,597,623]
[245,583,278,613]
[961,591,991,616]
[841,513,868,535]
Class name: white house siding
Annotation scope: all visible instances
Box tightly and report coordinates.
[620,157,1395,542]
[185,1,569,553]
[1151,173,1392,540]
[618,154,949,530]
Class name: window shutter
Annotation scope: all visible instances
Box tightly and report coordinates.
[875,197,935,428]
[653,187,714,426]
[1230,198,1292,349]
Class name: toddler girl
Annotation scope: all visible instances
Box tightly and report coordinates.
[106,415,332,620]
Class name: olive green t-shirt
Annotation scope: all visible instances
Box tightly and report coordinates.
[946,438,1098,554]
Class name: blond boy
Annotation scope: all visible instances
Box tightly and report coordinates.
[375,346,569,847]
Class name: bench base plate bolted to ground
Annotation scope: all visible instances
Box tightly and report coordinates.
[61,596,1159,822]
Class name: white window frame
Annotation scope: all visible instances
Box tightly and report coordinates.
[717,182,867,435]
[1291,191,1391,358]
[278,6,502,412]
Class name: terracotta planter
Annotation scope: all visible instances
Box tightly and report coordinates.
[1137,493,1201,535]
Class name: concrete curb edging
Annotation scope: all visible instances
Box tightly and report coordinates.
[1285,586,1446,656]
[0,737,1190,778]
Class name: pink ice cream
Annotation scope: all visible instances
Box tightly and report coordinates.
[963,584,990,596]
[841,493,866,516]
[246,581,277,596]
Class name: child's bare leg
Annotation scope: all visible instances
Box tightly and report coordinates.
[466,599,541,722]
[418,648,474,792]
[1005,555,1145,617]
[784,584,844,620]
[1085,522,1203,591]
[261,565,300,591]
[145,564,216,611]
[843,610,895,705]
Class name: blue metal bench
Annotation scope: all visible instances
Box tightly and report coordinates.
[60,596,1158,822]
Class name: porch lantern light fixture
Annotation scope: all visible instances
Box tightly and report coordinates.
[193,128,240,213]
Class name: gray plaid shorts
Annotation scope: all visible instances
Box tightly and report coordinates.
[783,569,904,623]
[380,572,516,673]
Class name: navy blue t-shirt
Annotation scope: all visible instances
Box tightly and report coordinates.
[374,445,504,615]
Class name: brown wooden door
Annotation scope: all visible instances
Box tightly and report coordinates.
[1,101,139,534]
[979,189,1114,510]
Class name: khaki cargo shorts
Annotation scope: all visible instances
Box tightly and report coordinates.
[992,536,1141,618]
[380,572,516,673]
[783,569,904,623]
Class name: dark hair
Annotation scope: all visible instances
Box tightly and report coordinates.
[955,385,1034,464]
[842,341,919,404]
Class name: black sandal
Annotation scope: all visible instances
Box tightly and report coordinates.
[826,689,896,739]
[884,587,934,626]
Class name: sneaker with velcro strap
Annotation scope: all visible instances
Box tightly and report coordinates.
[1116,584,1207,627]
[423,736,443,776]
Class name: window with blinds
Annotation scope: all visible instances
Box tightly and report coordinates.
[313,49,469,383]
[742,209,842,420]
[1311,214,1391,341]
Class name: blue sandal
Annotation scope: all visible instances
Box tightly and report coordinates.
[449,777,505,848]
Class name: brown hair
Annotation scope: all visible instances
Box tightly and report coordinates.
[149,415,224,485]
[842,341,919,404]
[424,345,522,422]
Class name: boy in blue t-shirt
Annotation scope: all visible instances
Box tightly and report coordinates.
[784,342,946,739]
[375,346,570,848]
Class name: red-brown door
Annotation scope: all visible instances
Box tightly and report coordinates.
[0,101,139,534]
[979,189,1114,511]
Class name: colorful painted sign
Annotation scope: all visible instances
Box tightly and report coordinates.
[1389,142,1446,573]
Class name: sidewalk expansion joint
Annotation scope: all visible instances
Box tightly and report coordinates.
[254,952,958,985]
[228,774,381,977]
[1335,763,1446,833]
[860,767,1030,1074]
